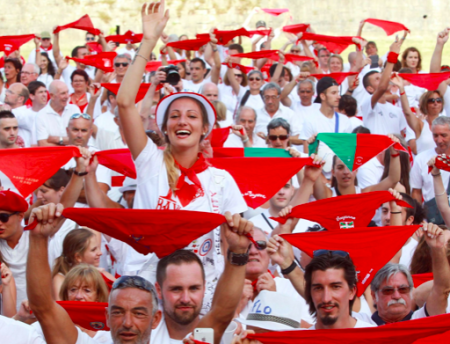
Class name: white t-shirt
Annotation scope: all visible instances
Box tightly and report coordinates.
[12,105,38,147]
[410,147,450,201]
[181,77,210,94]
[0,315,46,344]
[255,105,302,136]
[95,128,126,151]
[352,306,428,326]
[300,109,353,140]
[35,102,81,141]
[360,98,407,136]
[218,83,247,113]
[309,318,375,329]
[37,73,54,89]
[399,237,418,269]
[357,157,384,189]
[244,93,264,112]
[348,116,364,131]
[223,131,267,148]
[93,110,118,133]
[405,120,435,155]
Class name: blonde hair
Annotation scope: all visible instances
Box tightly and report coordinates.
[59,264,109,302]
[212,100,227,122]
[328,54,344,72]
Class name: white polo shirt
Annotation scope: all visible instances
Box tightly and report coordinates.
[255,105,301,136]
[12,105,38,147]
[36,102,80,141]
[0,315,46,344]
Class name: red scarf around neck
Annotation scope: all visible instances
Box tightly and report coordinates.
[175,154,210,207]
[40,43,53,51]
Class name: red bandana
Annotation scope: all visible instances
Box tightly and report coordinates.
[428,154,450,173]
[363,18,410,36]
[145,59,186,73]
[396,72,450,91]
[175,154,210,207]
[105,30,143,44]
[282,23,311,34]
[221,62,255,74]
[213,28,249,45]
[276,54,314,64]
[210,127,232,148]
[260,8,289,16]
[94,149,137,179]
[86,42,103,54]
[412,272,433,288]
[247,313,450,343]
[311,72,358,85]
[299,33,363,54]
[281,225,420,295]
[247,29,273,37]
[414,330,450,343]
[271,191,412,230]
[101,83,163,103]
[40,43,53,52]
[231,50,279,60]
[61,208,226,257]
[67,52,117,73]
[0,146,81,197]
[167,37,211,51]
[53,14,101,35]
[56,301,109,331]
[0,34,35,53]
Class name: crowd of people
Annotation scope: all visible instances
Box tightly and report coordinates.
[1,1,450,343]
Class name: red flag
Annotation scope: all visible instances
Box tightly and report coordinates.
[53,14,101,36]
[62,208,226,257]
[213,28,250,45]
[271,191,412,230]
[67,52,117,73]
[86,42,103,54]
[281,225,420,296]
[247,29,273,37]
[282,23,311,34]
[247,313,450,344]
[221,62,255,74]
[397,72,450,91]
[209,157,315,209]
[412,272,433,288]
[212,148,245,157]
[231,50,279,60]
[105,30,143,44]
[101,83,162,103]
[0,34,35,53]
[311,72,359,85]
[364,18,410,36]
[0,147,81,197]
[94,149,136,179]
[167,37,211,51]
[210,127,231,148]
[57,301,109,331]
[145,59,187,73]
[260,8,289,16]
[413,330,450,343]
[299,33,363,54]
[276,54,314,64]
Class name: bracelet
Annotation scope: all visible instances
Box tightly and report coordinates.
[390,211,401,214]
[212,48,218,52]
[136,54,149,62]
[348,88,354,94]
[436,191,447,197]
[391,153,400,158]
[35,49,40,52]
[400,91,405,96]
[432,172,441,177]
[73,170,88,177]
[281,261,297,275]
[242,137,249,143]
[387,51,399,64]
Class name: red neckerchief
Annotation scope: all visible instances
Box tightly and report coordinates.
[40,43,53,51]
[174,153,210,207]
[251,270,275,292]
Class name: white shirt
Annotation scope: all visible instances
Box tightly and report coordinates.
[411,147,450,201]
[357,157,384,189]
[399,237,418,269]
[36,102,81,141]
[116,46,136,60]
[360,97,407,136]
[309,318,376,329]
[300,109,353,139]
[244,93,264,112]
[75,326,113,344]
[405,120,436,155]
[0,315,46,344]
[94,111,118,133]
[218,83,247,113]
[12,105,38,147]
[181,77,210,94]
[0,230,30,311]
[95,128,126,151]
[37,73,54,89]
[223,131,267,148]
[255,105,302,136]
[352,306,428,326]
[348,116,364,131]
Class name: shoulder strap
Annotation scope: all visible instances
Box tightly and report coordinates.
[334,112,340,133]
[446,176,450,194]
[240,90,251,106]
[261,212,275,230]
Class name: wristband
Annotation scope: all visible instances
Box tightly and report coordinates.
[227,247,250,266]
[391,153,400,158]
[73,170,88,177]
[242,137,249,143]
[390,211,401,214]
[387,51,399,64]
[400,91,405,96]
[432,172,441,177]
[281,261,297,275]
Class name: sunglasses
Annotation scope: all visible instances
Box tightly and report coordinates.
[249,77,261,81]
[86,37,95,41]
[268,135,289,141]
[380,286,411,296]
[234,74,243,78]
[70,113,91,120]
[115,62,129,67]
[0,212,19,223]
[251,240,267,250]
[428,97,442,104]
[313,249,350,258]
[290,50,301,53]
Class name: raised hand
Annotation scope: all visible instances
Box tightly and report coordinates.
[28,203,65,238]
[422,222,445,249]
[141,1,170,42]
[389,31,407,54]
[437,28,450,46]
[223,212,253,253]
[267,235,294,269]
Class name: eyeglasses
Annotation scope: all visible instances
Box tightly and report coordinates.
[0,212,19,223]
[299,90,312,94]
[263,95,280,101]
[428,97,443,104]
[115,62,129,67]
[249,77,261,81]
[290,50,301,53]
[234,73,243,78]
[70,113,91,120]
[21,71,36,76]
[86,37,95,42]
[268,135,289,141]
[380,286,412,296]
[320,54,331,58]
[251,240,267,250]
[313,249,350,259]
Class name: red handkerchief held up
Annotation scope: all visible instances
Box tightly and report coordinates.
[167,37,211,51]
[105,30,143,44]
[247,29,272,37]
[311,72,358,85]
[53,14,101,36]
[260,8,289,16]
[0,146,81,197]
[278,54,314,64]
[67,52,117,73]
[57,301,109,331]
[282,23,311,34]
[413,330,450,343]
[221,62,255,74]
[0,34,35,53]
[428,154,450,173]
[271,191,412,230]
[213,28,249,45]
[412,272,433,288]
[364,18,410,36]
[281,225,420,295]
[398,72,450,91]
[62,208,226,257]
[300,33,363,54]
[101,83,162,103]
[145,59,186,73]
[210,127,231,148]
[94,149,136,179]
[86,42,103,54]
[231,50,279,60]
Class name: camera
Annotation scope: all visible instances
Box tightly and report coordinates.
[162,64,180,86]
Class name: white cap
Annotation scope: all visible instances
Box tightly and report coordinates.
[119,177,137,193]
[155,92,216,137]
[235,290,303,331]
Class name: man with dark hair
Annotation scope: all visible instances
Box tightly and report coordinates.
[28,80,48,114]
[317,48,331,74]
[338,95,362,130]
[0,111,19,149]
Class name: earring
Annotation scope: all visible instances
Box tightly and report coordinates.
[164,131,167,134]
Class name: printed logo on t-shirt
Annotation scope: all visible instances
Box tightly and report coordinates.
[199,239,212,256]
[156,190,181,210]
[388,112,398,119]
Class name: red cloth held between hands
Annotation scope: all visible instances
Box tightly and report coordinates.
[101,83,163,103]
[167,37,211,51]
[86,42,103,54]
[94,149,136,179]
[271,191,412,230]
[397,72,450,91]
[210,127,232,148]
[105,30,143,44]
[363,18,410,36]
[221,62,255,74]
[213,28,249,45]
[281,225,420,296]
[260,8,289,16]
[247,29,273,37]
[311,72,358,85]
[62,208,226,257]
[145,59,187,73]
[231,50,279,60]
[282,23,311,34]
[299,33,363,54]
[413,330,450,343]
[56,301,109,331]
[67,52,117,73]
[0,34,35,53]
[412,272,434,288]
[53,14,101,35]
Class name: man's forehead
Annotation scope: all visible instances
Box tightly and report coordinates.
[69,117,92,128]
[164,262,204,285]
[0,118,18,127]
[312,268,346,283]
[110,287,153,306]
[269,127,287,134]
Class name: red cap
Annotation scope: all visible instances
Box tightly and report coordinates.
[0,190,28,212]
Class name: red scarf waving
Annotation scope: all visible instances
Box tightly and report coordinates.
[175,154,210,207]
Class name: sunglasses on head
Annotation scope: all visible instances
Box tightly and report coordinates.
[249,77,261,81]
[0,212,19,223]
[380,286,411,296]
[268,135,289,141]
[313,249,350,258]
[428,97,442,104]
[115,62,129,67]
[70,113,91,120]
